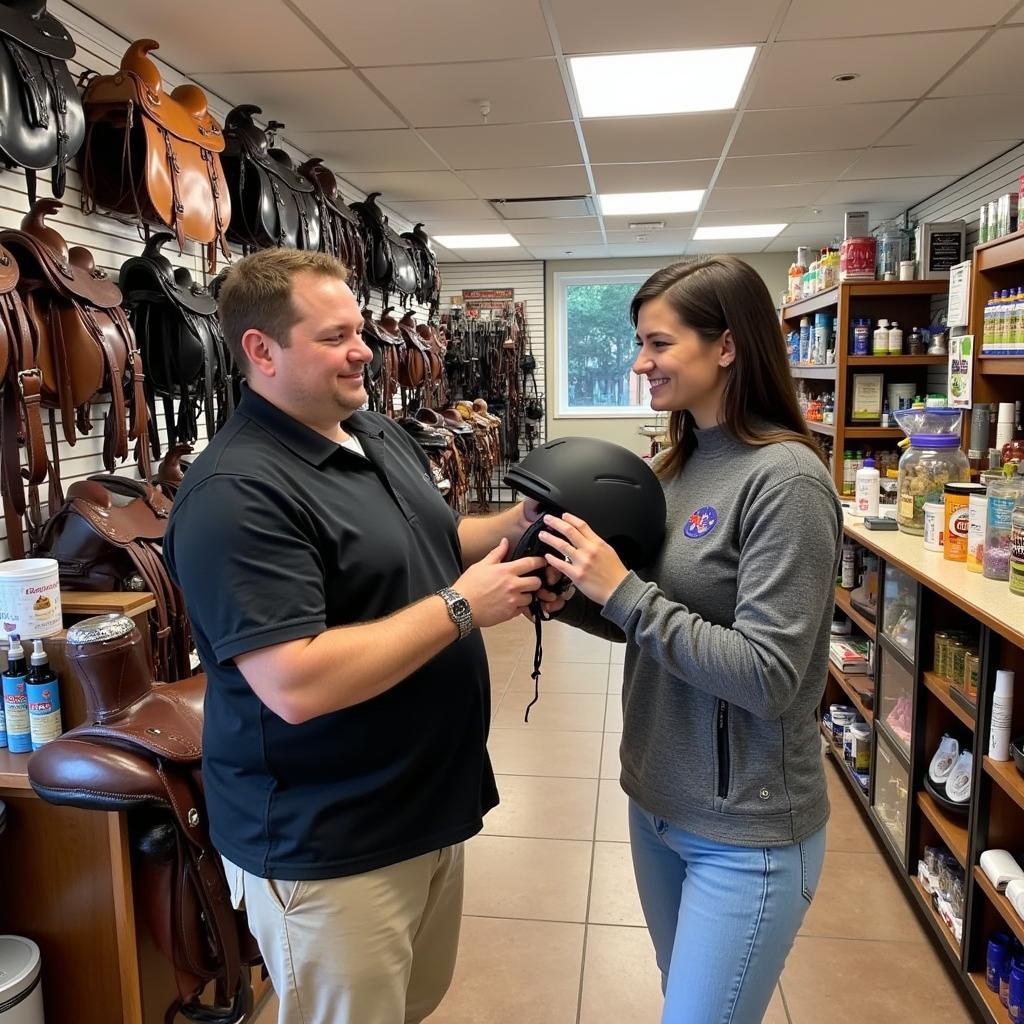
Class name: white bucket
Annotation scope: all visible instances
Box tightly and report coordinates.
[0,560,62,640]
[0,936,44,1022]
[887,382,916,414]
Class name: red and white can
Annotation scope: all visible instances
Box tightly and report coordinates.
[840,237,877,281]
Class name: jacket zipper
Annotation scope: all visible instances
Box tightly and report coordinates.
[717,699,731,799]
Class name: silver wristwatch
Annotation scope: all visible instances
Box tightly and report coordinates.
[436,586,473,640]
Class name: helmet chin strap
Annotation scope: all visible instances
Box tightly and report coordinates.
[511,516,572,723]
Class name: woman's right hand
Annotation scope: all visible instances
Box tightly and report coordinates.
[522,566,575,621]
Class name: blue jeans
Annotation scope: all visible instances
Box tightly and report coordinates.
[628,799,826,1024]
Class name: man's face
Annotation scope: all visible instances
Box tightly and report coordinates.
[271,272,372,422]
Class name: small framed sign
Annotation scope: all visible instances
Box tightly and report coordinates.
[851,373,885,422]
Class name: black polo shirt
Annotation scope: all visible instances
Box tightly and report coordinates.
[164,387,497,880]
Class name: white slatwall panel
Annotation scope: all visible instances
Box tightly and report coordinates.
[438,261,545,503]
[0,2,430,558]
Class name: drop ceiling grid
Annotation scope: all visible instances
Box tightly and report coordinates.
[61,0,1024,257]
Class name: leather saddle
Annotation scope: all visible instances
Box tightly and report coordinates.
[119,232,235,459]
[222,105,320,252]
[401,223,441,316]
[349,192,419,307]
[297,157,367,299]
[81,39,231,270]
[380,306,427,390]
[0,0,84,204]
[0,200,148,535]
[399,311,443,385]
[33,474,191,684]
[27,613,258,1023]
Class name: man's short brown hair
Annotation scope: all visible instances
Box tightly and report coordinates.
[217,249,349,374]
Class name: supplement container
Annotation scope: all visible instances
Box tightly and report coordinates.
[944,482,986,562]
[894,409,970,536]
[923,501,944,550]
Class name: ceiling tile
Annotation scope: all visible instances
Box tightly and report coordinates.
[513,232,607,246]
[528,244,612,258]
[459,166,591,199]
[364,60,570,127]
[581,113,734,163]
[592,160,716,192]
[408,219,506,234]
[813,176,958,204]
[605,229,694,244]
[779,203,910,224]
[777,0,1017,39]
[717,151,863,188]
[72,0,345,72]
[933,27,1024,96]
[287,130,446,172]
[748,32,983,108]
[699,207,813,226]
[292,0,553,65]
[731,102,912,156]
[692,238,771,254]
[419,123,583,169]
[548,0,779,52]
[879,96,1024,145]
[340,170,475,201]
[437,246,528,261]
[386,199,501,220]
[492,217,601,233]
[840,141,1012,180]
[602,213,696,231]
[194,70,401,131]
[607,243,688,258]
[775,222,843,239]
[705,183,830,211]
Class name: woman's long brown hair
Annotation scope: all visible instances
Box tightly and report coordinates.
[630,256,826,479]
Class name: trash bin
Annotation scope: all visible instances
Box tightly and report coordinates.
[0,936,44,1022]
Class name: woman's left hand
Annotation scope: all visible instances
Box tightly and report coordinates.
[539,513,629,607]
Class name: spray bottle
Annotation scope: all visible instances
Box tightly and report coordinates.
[27,639,62,750]
[2,635,31,753]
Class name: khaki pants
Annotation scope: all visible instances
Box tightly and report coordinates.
[223,845,464,1024]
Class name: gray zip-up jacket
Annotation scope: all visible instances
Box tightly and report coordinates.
[560,424,843,847]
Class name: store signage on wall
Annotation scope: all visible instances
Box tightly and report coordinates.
[947,260,972,328]
[948,334,974,409]
[459,287,516,319]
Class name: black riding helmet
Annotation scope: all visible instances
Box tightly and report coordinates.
[505,436,666,569]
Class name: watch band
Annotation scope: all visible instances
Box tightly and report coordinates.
[436,586,473,640]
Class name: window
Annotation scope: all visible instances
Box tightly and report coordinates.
[554,270,654,417]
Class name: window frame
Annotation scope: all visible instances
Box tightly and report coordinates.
[553,269,657,419]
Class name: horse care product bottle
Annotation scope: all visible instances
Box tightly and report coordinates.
[27,639,61,749]
[873,319,890,356]
[2,635,31,753]
[888,320,903,356]
[989,670,1015,761]
[855,458,880,518]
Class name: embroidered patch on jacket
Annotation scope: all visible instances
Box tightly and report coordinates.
[684,506,718,539]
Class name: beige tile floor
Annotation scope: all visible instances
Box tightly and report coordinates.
[254,617,977,1023]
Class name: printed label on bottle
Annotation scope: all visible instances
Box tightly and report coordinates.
[899,491,916,522]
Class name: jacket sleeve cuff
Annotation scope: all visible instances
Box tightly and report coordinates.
[601,571,655,632]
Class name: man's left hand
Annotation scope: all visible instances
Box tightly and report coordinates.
[538,513,629,607]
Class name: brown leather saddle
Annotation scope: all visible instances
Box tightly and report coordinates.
[27,613,258,1024]
[33,474,191,683]
[395,310,440,391]
[298,157,367,300]
[0,0,85,204]
[80,39,231,270]
[222,105,320,252]
[0,200,148,548]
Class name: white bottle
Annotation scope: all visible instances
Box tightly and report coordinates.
[989,669,1016,761]
[887,320,903,356]
[854,458,880,518]
[873,318,890,356]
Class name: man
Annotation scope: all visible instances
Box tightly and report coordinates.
[164,249,546,1024]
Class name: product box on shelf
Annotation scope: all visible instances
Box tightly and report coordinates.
[915,221,966,279]
[844,210,869,240]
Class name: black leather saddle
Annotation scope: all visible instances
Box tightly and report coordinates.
[350,192,420,307]
[402,223,441,315]
[222,104,321,251]
[0,0,85,204]
[119,232,236,458]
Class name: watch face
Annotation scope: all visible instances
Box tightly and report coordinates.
[452,597,471,619]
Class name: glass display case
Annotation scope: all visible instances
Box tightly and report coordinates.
[878,646,914,760]
[881,563,918,661]
[873,729,910,858]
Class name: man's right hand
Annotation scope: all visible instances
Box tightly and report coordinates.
[453,538,546,628]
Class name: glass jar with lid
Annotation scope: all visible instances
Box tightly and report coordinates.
[893,409,970,535]
[984,469,1023,580]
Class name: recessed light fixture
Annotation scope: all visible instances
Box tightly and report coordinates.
[628,221,665,231]
[832,72,860,83]
[635,235,647,241]
[694,223,787,240]
[433,234,519,249]
[600,190,704,216]
[570,47,756,118]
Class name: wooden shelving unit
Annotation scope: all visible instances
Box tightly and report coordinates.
[791,364,838,380]
[922,670,976,729]
[917,789,969,868]
[969,971,1006,1023]
[911,874,962,959]
[806,420,835,436]
[983,756,1024,814]
[828,661,874,724]
[834,585,877,638]
[822,725,870,809]
[974,866,1024,948]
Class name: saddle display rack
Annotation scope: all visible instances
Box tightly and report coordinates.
[27,613,260,1024]
[119,232,236,460]
[80,39,231,271]
[222,104,320,253]
[349,192,420,308]
[0,199,149,557]
[0,0,85,205]
[298,157,368,301]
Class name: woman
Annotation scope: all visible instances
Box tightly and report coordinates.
[537,256,842,1022]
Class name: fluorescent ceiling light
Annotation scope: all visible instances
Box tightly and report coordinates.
[433,234,519,249]
[694,223,787,240]
[599,190,704,216]
[570,47,756,118]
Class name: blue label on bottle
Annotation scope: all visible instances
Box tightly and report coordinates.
[3,673,31,753]
[27,677,62,749]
